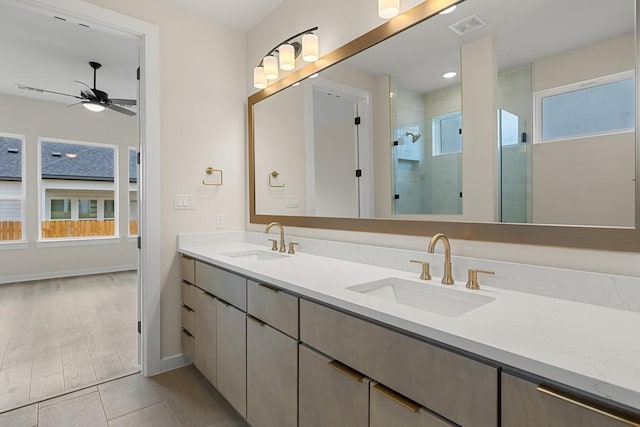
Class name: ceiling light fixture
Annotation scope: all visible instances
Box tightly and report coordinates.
[65,153,78,159]
[439,5,457,15]
[378,0,399,19]
[442,71,457,79]
[253,27,319,89]
[82,101,105,112]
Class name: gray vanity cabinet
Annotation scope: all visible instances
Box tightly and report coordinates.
[246,316,298,427]
[216,299,247,418]
[196,261,247,310]
[370,382,455,427]
[180,255,196,361]
[298,344,370,427]
[300,299,498,427]
[194,288,216,386]
[501,372,637,427]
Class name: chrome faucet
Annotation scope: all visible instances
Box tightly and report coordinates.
[427,233,454,285]
[265,221,286,253]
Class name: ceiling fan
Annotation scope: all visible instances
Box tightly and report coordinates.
[16,61,136,116]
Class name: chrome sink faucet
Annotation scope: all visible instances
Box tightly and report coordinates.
[427,233,454,285]
[265,221,286,253]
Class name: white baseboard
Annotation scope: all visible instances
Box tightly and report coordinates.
[154,353,191,376]
[0,264,138,285]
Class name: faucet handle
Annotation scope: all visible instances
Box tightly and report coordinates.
[466,269,494,290]
[288,241,299,255]
[409,260,431,281]
[268,239,278,251]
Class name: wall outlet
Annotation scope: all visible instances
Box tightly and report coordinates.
[216,214,225,229]
[174,194,196,210]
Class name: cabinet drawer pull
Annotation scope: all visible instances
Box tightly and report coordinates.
[248,315,266,327]
[203,290,215,299]
[259,283,280,293]
[373,383,421,412]
[182,304,194,312]
[218,299,231,308]
[537,385,640,427]
[181,328,194,338]
[328,360,365,382]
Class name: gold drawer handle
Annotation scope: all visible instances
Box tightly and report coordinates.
[537,385,640,426]
[259,283,280,293]
[373,383,421,413]
[328,360,365,383]
[182,304,194,312]
[248,315,266,327]
[181,328,194,338]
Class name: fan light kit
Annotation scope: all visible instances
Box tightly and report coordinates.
[15,61,137,116]
[253,27,319,89]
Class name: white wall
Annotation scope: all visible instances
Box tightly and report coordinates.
[0,93,137,281]
[247,0,640,278]
[83,0,247,359]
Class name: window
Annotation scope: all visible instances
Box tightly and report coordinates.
[129,147,138,236]
[432,111,462,155]
[499,110,522,147]
[535,71,635,143]
[0,134,25,241]
[40,139,118,239]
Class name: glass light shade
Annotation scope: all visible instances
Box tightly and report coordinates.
[439,5,457,15]
[279,44,295,71]
[253,66,267,89]
[302,34,319,62]
[83,102,105,112]
[263,55,278,80]
[378,0,399,19]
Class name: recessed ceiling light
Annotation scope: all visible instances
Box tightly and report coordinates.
[442,71,457,79]
[439,5,457,15]
[309,73,319,79]
[65,153,77,159]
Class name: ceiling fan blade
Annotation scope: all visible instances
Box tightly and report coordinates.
[16,84,83,100]
[109,98,137,106]
[106,103,136,116]
[66,101,84,108]
[74,80,97,100]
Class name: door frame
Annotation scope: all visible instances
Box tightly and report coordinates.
[6,0,162,376]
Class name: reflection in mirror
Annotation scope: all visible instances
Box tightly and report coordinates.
[252,0,636,232]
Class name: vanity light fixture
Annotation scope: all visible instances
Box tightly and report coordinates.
[378,0,400,19]
[439,5,457,15]
[253,27,320,89]
[442,71,457,79]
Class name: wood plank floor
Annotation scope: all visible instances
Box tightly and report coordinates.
[0,271,139,413]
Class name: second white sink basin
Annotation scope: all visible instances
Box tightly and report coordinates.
[221,249,287,261]
[347,278,495,317]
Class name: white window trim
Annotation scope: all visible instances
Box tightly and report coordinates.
[128,146,139,237]
[432,110,462,156]
[0,132,26,244]
[533,70,635,145]
[38,137,120,241]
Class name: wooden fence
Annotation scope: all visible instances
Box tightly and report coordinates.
[1,220,138,239]
[0,221,21,240]
[42,220,115,238]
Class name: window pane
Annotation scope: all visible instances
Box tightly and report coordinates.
[500,110,521,146]
[51,199,72,219]
[129,148,138,236]
[79,199,98,219]
[434,111,462,155]
[541,77,635,141]
[104,200,115,219]
[0,136,23,241]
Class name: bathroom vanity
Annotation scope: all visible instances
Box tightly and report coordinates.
[178,232,640,426]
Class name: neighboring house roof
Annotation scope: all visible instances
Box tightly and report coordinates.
[0,139,137,182]
[0,136,22,181]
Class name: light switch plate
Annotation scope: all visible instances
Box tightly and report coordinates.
[216,214,225,228]
[174,194,196,210]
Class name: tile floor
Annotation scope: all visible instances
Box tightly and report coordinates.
[0,365,247,426]
[0,272,139,412]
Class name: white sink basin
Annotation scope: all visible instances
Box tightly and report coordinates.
[347,278,495,317]
[221,249,288,261]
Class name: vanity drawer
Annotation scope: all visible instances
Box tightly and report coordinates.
[300,299,498,427]
[180,255,195,284]
[370,382,455,427]
[181,329,195,361]
[181,281,195,309]
[181,304,195,335]
[195,261,247,310]
[247,280,298,338]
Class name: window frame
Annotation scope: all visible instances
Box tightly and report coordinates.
[128,147,139,237]
[432,110,463,156]
[533,70,635,145]
[0,132,26,244]
[38,137,119,241]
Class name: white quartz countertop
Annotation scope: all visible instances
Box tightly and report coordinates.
[179,241,640,411]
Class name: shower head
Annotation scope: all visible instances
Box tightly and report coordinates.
[405,131,421,143]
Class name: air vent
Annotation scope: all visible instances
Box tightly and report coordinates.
[7,148,18,154]
[51,152,62,157]
[449,14,486,35]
